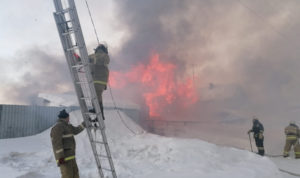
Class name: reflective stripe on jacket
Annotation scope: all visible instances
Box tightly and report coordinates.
[56,155,76,163]
[50,119,85,163]
[286,135,297,140]
[94,80,107,85]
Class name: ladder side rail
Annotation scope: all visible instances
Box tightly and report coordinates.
[53,0,64,12]
[54,1,117,177]
[53,0,93,133]
[67,1,107,129]
[85,128,105,177]
[66,4,116,175]
[53,13,86,111]
[74,65,107,177]
[53,14,84,103]
[54,9,105,178]
[55,1,113,177]
[67,3,117,175]
[54,13,95,122]
[75,71,107,177]
[100,130,117,177]
[67,0,105,128]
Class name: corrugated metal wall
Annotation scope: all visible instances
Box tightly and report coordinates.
[0,105,63,139]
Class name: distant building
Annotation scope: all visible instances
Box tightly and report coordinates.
[0,104,63,139]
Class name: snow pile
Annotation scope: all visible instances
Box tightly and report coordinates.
[38,93,78,107]
[0,108,283,178]
[37,92,140,109]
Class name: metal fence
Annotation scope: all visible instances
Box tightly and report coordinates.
[0,104,63,139]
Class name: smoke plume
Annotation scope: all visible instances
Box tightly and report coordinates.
[0,47,73,105]
[112,0,300,122]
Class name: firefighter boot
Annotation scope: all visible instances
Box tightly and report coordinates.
[258,150,265,156]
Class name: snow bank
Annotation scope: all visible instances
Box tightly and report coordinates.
[0,109,281,178]
[38,93,78,107]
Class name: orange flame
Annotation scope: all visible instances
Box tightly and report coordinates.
[110,53,198,118]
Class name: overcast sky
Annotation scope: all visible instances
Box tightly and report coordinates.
[1,0,300,125]
[0,0,122,104]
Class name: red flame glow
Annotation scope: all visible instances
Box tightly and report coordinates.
[110,53,198,118]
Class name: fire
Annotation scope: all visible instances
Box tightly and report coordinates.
[110,53,198,118]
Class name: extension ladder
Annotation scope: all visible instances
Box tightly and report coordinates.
[53,0,117,177]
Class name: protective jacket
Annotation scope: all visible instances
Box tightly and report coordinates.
[285,124,299,140]
[250,120,264,138]
[284,123,300,158]
[50,119,85,165]
[89,51,110,86]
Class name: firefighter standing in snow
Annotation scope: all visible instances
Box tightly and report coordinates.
[50,109,85,178]
[283,121,300,158]
[89,44,110,120]
[248,117,265,156]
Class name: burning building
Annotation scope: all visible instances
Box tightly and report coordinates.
[110,53,199,122]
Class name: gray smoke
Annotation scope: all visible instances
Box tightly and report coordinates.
[0,47,73,105]
[112,0,300,122]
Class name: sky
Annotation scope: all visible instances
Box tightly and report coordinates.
[0,0,122,104]
[1,0,300,125]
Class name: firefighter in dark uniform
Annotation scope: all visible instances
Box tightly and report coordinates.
[283,121,300,158]
[50,109,85,178]
[248,117,265,156]
[89,44,110,120]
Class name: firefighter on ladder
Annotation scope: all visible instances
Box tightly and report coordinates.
[88,44,110,120]
[283,121,300,158]
[248,117,265,156]
[50,109,86,178]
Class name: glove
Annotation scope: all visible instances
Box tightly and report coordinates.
[259,133,263,139]
[59,158,66,165]
[73,53,81,62]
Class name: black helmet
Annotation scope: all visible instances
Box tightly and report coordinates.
[252,116,258,123]
[58,109,69,119]
[94,44,108,54]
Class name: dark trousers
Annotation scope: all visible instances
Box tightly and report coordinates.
[94,84,105,120]
[255,137,265,156]
[59,159,79,178]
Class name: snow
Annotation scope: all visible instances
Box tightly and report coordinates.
[38,93,78,107]
[270,157,300,178]
[1,105,292,178]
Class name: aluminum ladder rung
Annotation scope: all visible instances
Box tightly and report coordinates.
[67,45,80,51]
[71,64,87,68]
[62,29,77,36]
[55,8,72,15]
[84,112,96,115]
[58,20,72,25]
[84,112,97,117]
[101,167,113,172]
[93,140,105,144]
[80,97,96,101]
[88,123,105,130]
[96,154,111,159]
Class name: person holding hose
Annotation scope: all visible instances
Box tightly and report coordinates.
[248,117,265,156]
